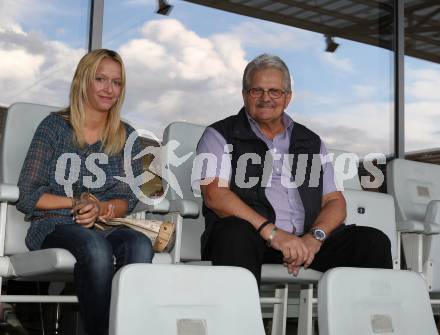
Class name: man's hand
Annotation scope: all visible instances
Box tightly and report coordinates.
[283,234,321,275]
[264,227,309,276]
[300,233,323,269]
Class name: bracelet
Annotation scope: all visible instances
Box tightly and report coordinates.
[257,220,271,233]
[266,226,278,247]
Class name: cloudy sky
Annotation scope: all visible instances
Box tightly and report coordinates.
[1,0,439,156]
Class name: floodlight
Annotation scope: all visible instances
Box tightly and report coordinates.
[157,0,173,15]
[325,35,339,53]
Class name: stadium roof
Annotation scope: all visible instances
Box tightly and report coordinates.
[184,0,440,64]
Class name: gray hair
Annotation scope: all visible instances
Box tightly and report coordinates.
[242,54,292,93]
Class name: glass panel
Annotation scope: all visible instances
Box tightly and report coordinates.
[0,0,90,107]
[103,0,394,157]
[404,1,440,154]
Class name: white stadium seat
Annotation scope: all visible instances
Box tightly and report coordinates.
[109,264,265,335]
[0,102,172,306]
[387,158,440,291]
[318,267,437,335]
[155,121,401,335]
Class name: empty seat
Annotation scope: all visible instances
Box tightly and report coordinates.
[387,158,440,291]
[318,267,437,335]
[109,264,265,335]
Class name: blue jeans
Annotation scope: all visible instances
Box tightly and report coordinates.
[42,224,154,335]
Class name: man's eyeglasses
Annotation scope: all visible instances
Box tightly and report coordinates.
[247,87,286,99]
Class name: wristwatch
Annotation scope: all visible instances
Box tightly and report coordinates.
[309,228,327,242]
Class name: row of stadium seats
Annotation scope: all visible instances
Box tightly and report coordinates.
[0,102,438,334]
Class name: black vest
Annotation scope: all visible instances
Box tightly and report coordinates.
[201,107,323,257]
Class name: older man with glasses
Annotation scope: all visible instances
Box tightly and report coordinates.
[192,54,392,286]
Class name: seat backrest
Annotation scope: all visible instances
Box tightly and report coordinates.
[1,102,61,254]
[162,122,206,202]
[342,189,399,268]
[318,267,437,335]
[387,158,440,291]
[162,122,206,261]
[109,264,265,335]
[387,158,440,222]
[327,148,362,191]
[330,150,399,265]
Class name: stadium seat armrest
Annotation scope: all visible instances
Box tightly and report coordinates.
[169,199,199,217]
[422,222,440,234]
[424,200,440,226]
[132,198,170,214]
[397,220,426,233]
[0,183,19,203]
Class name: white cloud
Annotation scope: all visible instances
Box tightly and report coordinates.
[401,66,440,151]
[320,52,354,74]
[120,38,168,69]
[291,99,393,156]
[0,49,44,80]
[0,0,61,30]
[2,12,440,155]
[294,78,440,155]
[0,17,246,135]
[352,84,376,99]
[231,21,321,51]
[406,67,440,101]
[405,101,440,151]
[0,24,84,106]
[118,18,247,137]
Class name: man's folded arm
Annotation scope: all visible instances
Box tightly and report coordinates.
[311,191,347,235]
[201,177,270,235]
[202,177,307,260]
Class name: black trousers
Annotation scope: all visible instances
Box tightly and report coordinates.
[202,217,393,286]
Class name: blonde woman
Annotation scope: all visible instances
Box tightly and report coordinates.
[17,49,153,335]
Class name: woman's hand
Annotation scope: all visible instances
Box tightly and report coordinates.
[98,203,116,223]
[72,196,101,228]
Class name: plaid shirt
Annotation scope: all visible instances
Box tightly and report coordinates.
[17,113,143,250]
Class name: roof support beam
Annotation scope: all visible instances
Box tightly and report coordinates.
[394,0,404,158]
[89,0,104,51]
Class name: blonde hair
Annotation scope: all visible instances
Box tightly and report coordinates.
[66,49,127,156]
